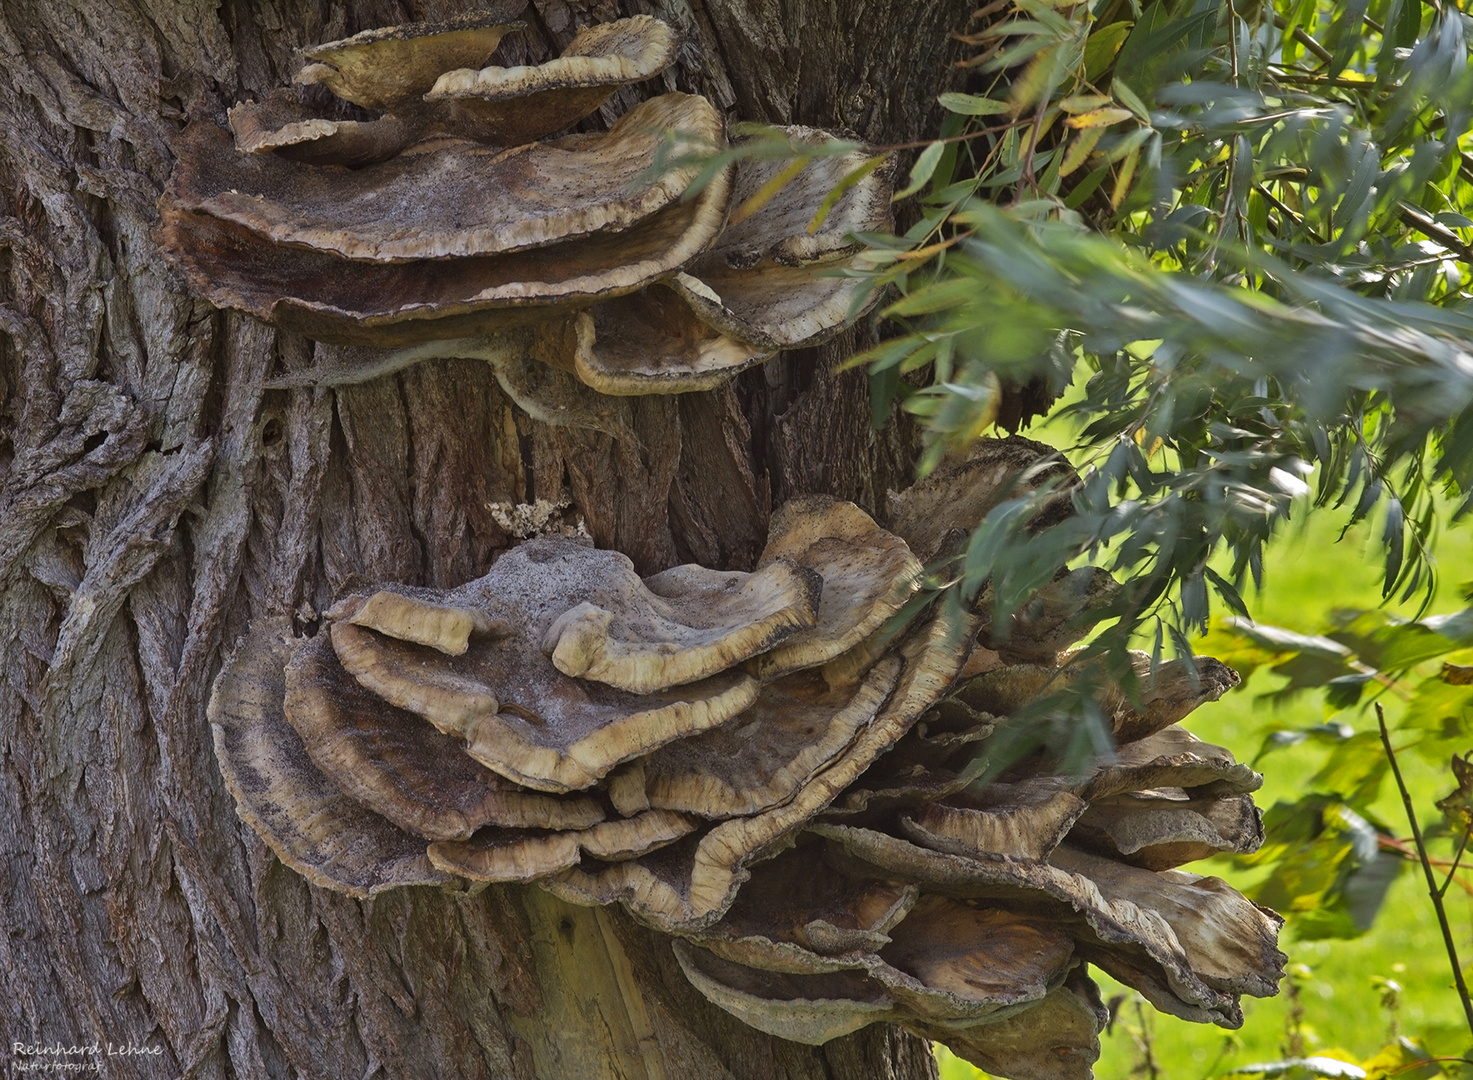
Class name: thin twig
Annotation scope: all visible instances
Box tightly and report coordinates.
[1378,703,1473,1041]
[1379,836,1473,895]
[1226,0,1240,86]
[1292,27,1334,64]
[1398,202,1473,263]
[1443,830,1471,898]
[1254,183,1329,245]
[1271,12,1335,65]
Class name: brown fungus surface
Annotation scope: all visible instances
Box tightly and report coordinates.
[663,131,895,353]
[156,160,731,346]
[875,896,1076,1023]
[335,589,501,655]
[675,895,1078,1051]
[1049,847,1285,1000]
[673,940,898,1045]
[885,436,1077,561]
[667,260,881,354]
[1069,790,1264,870]
[328,539,761,793]
[927,972,1108,1080]
[208,621,452,896]
[544,550,821,694]
[295,7,527,111]
[227,89,418,167]
[899,779,1089,862]
[199,428,1278,1075]
[426,808,695,882]
[808,823,1272,1027]
[706,128,894,269]
[284,633,604,841]
[955,654,1240,746]
[692,844,918,966]
[638,657,902,818]
[1080,725,1262,801]
[173,94,720,262]
[543,605,977,931]
[554,289,772,396]
[749,496,923,680]
[979,566,1121,664]
[427,15,680,145]
[162,12,901,393]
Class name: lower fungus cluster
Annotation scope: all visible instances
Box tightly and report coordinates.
[210,456,1285,1080]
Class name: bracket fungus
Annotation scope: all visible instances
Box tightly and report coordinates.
[160,12,895,392]
[426,15,682,146]
[294,8,528,111]
[211,471,1283,1077]
[186,11,1285,1072]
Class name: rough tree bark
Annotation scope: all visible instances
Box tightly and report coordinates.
[0,1,978,1077]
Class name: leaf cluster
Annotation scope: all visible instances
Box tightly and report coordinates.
[857,0,1473,653]
[1200,601,1473,940]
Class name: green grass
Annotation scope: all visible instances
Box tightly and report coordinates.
[935,502,1473,1079]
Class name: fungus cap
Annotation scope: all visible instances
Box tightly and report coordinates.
[426,808,696,881]
[227,90,416,167]
[296,7,527,111]
[638,657,901,818]
[749,496,923,680]
[709,128,894,269]
[207,622,452,896]
[156,155,730,346]
[543,551,821,693]
[544,605,977,932]
[284,633,604,841]
[326,540,765,793]
[174,94,722,263]
[427,16,680,145]
[549,291,771,397]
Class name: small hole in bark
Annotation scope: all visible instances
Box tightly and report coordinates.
[262,416,283,446]
[558,916,576,944]
[82,431,107,455]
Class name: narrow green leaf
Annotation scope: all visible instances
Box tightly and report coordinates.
[1112,79,1151,123]
[936,92,1012,117]
[893,141,946,201]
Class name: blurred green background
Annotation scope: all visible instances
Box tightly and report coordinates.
[935,501,1473,1079]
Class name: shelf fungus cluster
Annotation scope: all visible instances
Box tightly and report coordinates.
[211,460,1284,1080]
[159,9,896,395]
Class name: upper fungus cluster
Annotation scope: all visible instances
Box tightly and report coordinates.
[209,439,1285,1080]
[159,7,895,394]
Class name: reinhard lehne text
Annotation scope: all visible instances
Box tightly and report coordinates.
[10,1042,163,1073]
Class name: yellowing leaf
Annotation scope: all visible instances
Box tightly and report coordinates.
[1083,21,1131,81]
[1437,752,1473,833]
[1065,107,1134,129]
[1111,144,1140,209]
[1059,124,1104,177]
[1443,662,1473,685]
[1009,43,1060,113]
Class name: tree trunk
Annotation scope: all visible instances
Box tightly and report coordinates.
[0,1,974,1076]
